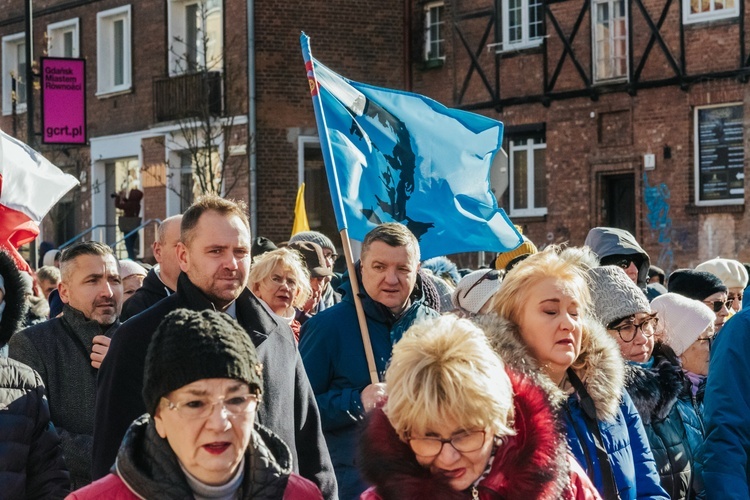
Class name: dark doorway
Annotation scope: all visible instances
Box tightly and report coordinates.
[603,174,635,235]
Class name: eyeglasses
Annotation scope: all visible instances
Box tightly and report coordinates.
[728,293,743,303]
[462,270,502,301]
[696,336,714,348]
[615,258,636,270]
[268,275,298,289]
[161,393,260,420]
[609,315,659,343]
[703,299,733,313]
[408,430,486,457]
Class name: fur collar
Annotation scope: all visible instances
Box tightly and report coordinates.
[359,368,570,499]
[477,313,625,421]
[624,347,683,425]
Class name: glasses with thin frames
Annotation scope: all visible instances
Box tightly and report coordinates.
[462,270,502,300]
[268,275,298,290]
[161,393,260,420]
[697,336,714,349]
[408,430,486,457]
[609,315,659,343]
[703,299,733,313]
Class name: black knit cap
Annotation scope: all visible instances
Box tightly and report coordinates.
[667,268,727,301]
[142,309,263,415]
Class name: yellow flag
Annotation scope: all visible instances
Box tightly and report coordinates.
[292,183,310,236]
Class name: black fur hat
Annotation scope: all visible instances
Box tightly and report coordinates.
[0,250,29,347]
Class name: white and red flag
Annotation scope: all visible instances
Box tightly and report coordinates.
[0,129,79,271]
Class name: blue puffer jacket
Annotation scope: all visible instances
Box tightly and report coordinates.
[702,307,750,498]
[300,266,438,500]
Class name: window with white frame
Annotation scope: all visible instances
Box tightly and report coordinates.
[97,5,132,95]
[509,136,547,216]
[168,0,223,75]
[424,2,445,61]
[499,0,544,52]
[2,33,27,115]
[684,0,738,24]
[592,0,628,83]
[48,18,80,57]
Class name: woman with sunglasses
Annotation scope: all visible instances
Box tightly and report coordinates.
[69,309,322,499]
[590,270,712,499]
[358,314,600,499]
[667,269,730,334]
[484,246,667,500]
[585,227,651,290]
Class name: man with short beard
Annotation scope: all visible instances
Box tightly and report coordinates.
[9,241,123,489]
[92,195,336,499]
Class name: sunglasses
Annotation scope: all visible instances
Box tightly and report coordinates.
[729,293,743,303]
[462,269,502,300]
[703,299,733,313]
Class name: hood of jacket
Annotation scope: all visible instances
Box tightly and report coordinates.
[142,267,173,297]
[584,227,651,289]
[115,415,293,499]
[358,368,571,500]
[624,346,684,425]
[0,250,28,346]
[477,313,625,421]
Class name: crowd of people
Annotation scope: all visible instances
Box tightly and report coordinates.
[2,194,750,499]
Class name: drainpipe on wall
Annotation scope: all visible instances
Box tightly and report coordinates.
[247,0,257,236]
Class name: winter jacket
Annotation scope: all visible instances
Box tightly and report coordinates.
[9,305,119,490]
[358,367,602,500]
[0,356,70,499]
[584,227,651,291]
[624,345,705,499]
[479,315,668,500]
[702,306,750,498]
[68,416,322,500]
[92,273,337,499]
[119,266,173,322]
[300,266,439,499]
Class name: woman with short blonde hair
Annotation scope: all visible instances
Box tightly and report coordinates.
[359,314,599,499]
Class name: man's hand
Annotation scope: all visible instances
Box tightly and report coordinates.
[361,383,387,413]
[91,335,111,369]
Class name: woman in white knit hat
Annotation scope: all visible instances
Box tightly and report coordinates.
[695,257,749,313]
[450,269,503,316]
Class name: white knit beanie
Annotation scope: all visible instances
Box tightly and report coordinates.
[650,292,715,356]
[695,257,749,289]
[587,266,651,327]
[451,269,502,315]
[119,260,148,280]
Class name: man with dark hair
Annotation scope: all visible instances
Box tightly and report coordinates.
[119,214,182,321]
[9,241,123,489]
[93,194,336,499]
[300,222,439,498]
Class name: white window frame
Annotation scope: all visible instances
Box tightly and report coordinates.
[424,1,445,61]
[2,33,27,116]
[167,0,224,76]
[96,5,132,96]
[693,103,744,207]
[592,0,629,84]
[499,0,544,52]
[509,137,547,217]
[47,18,80,57]
[683,0,739,24]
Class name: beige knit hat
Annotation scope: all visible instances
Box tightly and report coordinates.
[451,269,502,315]
[650,293,715,356]
[695,257,749,289]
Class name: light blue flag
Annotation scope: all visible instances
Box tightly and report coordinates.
[301,34,522,259]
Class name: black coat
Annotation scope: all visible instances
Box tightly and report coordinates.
[92,273,337,499]
[119,267,173,322]
[625,347,704,499]
[0,356,70,499]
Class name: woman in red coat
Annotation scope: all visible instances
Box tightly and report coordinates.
[358,315,600,500]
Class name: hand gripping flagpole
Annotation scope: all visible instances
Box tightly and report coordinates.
[301,33,379,386]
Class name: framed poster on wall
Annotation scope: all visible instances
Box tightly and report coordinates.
[694,103,744,205]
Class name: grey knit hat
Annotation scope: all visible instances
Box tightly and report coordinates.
[588,266,651,327]
[142,309,263,415]
[289,231,336,253]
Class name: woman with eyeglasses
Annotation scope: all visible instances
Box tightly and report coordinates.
[590,270,711,500]
[68,309,322,499]
[248,248,312,342]
[484,246,667,500]
[358,314,600,499]
[667,269,730,334]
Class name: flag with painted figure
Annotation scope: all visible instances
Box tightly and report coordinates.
[0,129,79,271]
[300,34,522,260]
